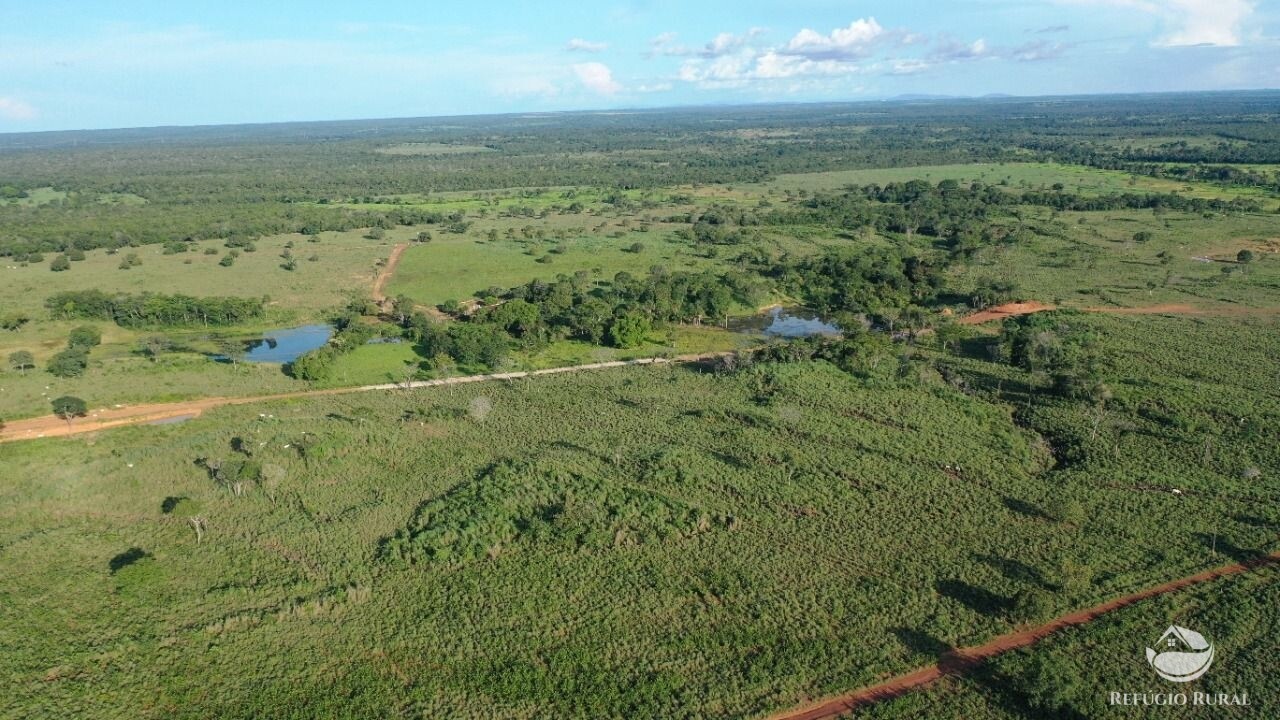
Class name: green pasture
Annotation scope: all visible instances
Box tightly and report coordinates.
[2,312,1277,718]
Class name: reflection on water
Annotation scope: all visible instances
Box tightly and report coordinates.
[730,307,842,338]
[242,324,333,363]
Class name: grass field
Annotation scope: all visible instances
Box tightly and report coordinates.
[386,230,715,307]
[1,312,1276,718]
[946,208,1280,312]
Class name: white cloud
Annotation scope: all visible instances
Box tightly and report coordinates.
[1057,0,1256,47]
[572,62,622,94]
[930,38,991,62]
[754,52,860,79]
[0,97,38,121]
[565,38,607,53]
[784,18,886,59]
[647,29,766,59]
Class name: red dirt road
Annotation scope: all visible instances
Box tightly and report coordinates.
[959,301,1280,325]
[768,551,1280,720]
[372,242,410,305]
[957,301,1056,325]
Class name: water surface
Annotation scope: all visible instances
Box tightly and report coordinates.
[242,324,333,363]
[731,307,842,338]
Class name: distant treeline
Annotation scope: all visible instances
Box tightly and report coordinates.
[0,204,472,257]
[764,180,1262,240]
[45,290,265,327]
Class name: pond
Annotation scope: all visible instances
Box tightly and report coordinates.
[241,324,333,363]
[730,306,842,338]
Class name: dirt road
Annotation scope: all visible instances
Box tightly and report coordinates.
[0,354,726,444]
[372,242,410,305]
[767,551,1280,720]
[960,301,1280,325]
[957,301,1055,325]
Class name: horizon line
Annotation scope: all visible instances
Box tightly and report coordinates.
[2,86,1279,140]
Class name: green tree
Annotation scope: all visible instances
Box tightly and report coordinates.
[50,254,71,271]
[608,313,651,349]
[68,325,102,351]
[218,338,245,367]
[1237,249,1255,264]
[46,349,88,378]
[391,294,416,326]
[51,396,88,426]
[8,350,35,375]
[1010,587,1054,623]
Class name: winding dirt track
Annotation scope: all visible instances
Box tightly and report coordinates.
[767,551,1280,720]
[0,354,726,444]
[372,242,410,305]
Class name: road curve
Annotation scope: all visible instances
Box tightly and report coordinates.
[766,551,1280,720]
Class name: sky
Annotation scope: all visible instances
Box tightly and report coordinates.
[0,0,1278,132]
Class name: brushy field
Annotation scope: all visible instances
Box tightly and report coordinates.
[1,313,1276,719]
[861,565,1280,719]
[946,207,1280,312]
[3,160,1279,424]
[386,228,716,308]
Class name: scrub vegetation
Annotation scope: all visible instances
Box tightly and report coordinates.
[1,92,1278,718]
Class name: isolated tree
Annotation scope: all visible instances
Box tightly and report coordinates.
[8,350,34,375]
[1237,249,1255,264]
[140,335,172,362]
[46,349,88,378]
[218,338,245,367]
[392,294,415,326]
[68,325,102,351]
[49,254,71,272]
[51,396,88,426]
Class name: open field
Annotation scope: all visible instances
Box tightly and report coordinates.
[4,96,1280,717]
[386,230,716,307]
[2,311,1277,718]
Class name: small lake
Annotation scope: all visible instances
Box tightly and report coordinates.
[730,307,842,338]
[242,324,333,363]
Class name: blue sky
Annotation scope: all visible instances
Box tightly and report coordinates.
[1,0,1277,132]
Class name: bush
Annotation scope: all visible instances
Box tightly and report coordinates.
[46,349,88,378]
[50,254,71,271]
[68,325,102,351]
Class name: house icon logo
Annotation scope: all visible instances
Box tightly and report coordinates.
[1146,625,1214,682]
